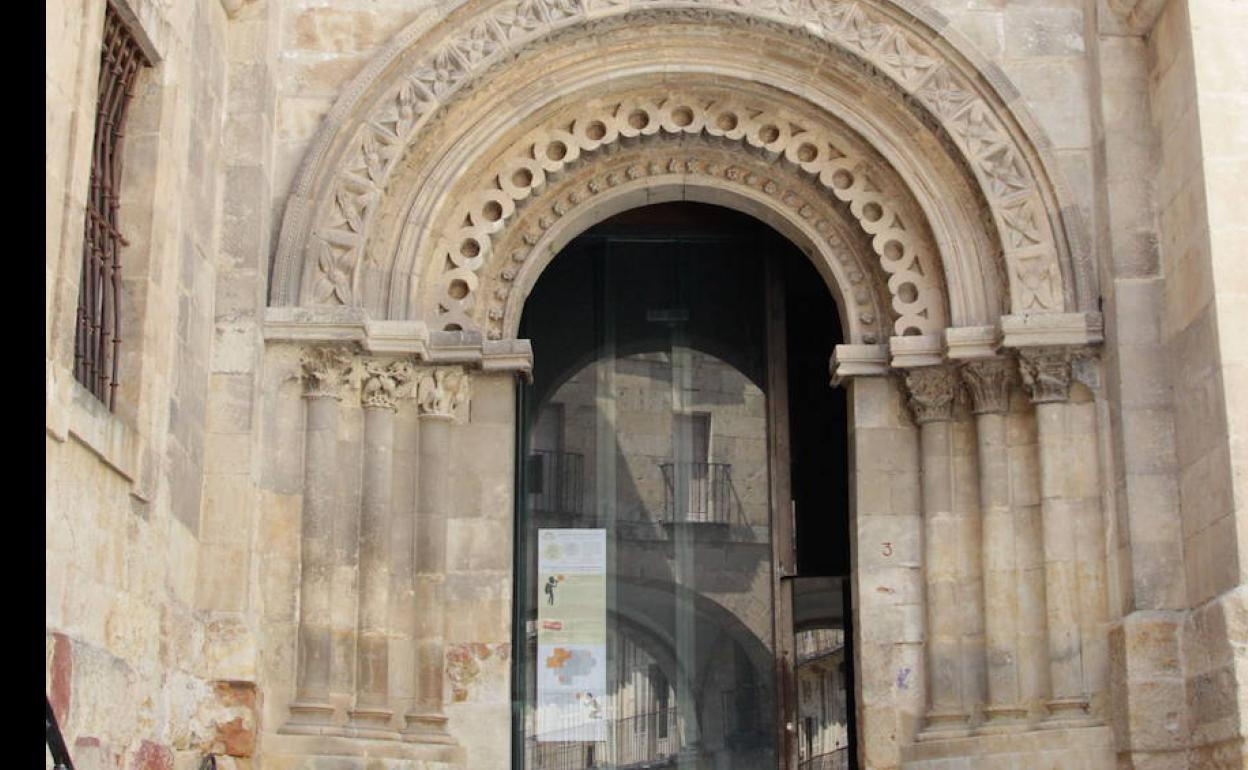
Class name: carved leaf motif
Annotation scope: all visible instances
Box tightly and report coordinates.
[1000,199,1043,248]
[979,146,1030,197]
[335,188,368,232]
[1015,256,1054,310]
[414,48,465,99]
[875,30,935,82]
[314,240,354,306]
[542,0,581,21]
[840,9,888,52]
[915,66,974,121]
[949,102,1003,157]
[815,1,856,35]
[454,23,499,65]
[361,132,387,181]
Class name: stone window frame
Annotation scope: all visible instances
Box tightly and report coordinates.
[72,1,151,410]
[52,0,164,500]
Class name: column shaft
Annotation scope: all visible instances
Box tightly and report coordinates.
[350,403,398,735]
[1020,348,1096,726]
[906,367,972,737]
[963,360,1027,729]
[286,346,352,732]
[403,366,466,744]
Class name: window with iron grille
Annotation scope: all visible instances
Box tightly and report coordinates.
[73,3,150,409]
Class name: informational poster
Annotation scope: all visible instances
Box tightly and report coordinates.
[536,528,607,742]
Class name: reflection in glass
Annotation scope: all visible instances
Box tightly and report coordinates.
[518,228,777,769]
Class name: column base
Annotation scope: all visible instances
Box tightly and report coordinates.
[347,705,399,740]
[282,700,342,736]
[977,705,1029,734]
[1041,696,1098,729]
[402,712,456,745]
[918,710,972,740]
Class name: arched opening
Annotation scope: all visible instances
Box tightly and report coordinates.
[514,202,853,769]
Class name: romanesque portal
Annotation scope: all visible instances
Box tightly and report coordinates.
[258,1,1111,767]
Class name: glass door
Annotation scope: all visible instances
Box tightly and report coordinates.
[516,211,793,769]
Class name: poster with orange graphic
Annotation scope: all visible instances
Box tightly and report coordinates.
[536,528,607,741]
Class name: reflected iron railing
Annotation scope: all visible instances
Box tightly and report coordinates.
[799,747,849,770]
[529,450,586,517]
[46,695,74,770]
[658,462,743,524]
[528,708,681,769]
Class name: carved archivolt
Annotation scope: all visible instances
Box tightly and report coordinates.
[425,90,945,338]
[476,133,897,343]
[274,0,1080,323]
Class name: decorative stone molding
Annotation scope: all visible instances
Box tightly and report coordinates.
[960,358,1013,415]
[300,346,354,399]
[272,0,1083,324]
[415,368,470,417]
[265,307,534,376]
[903,365,958,424]
[426,88,945,337]
[830,344,890,384]
[482,133,894,343]
[357,359,416,411]
[1018,347,1072,404]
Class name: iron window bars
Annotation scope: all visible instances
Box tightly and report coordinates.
[73,3,149,409]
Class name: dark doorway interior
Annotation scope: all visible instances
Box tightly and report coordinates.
[514,202,855,770]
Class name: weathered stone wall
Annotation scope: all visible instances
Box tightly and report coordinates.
[1147,0,1248,764]
[46,1,260,768]
[45,0,1248,768]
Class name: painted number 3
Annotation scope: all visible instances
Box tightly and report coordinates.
[881,542,893,557]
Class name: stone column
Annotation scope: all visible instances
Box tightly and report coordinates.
[905,366,973,737]
[286,346,353,732]
[1019,348,1095,726]
[962,359,1028,729]
[348,360,413,737]
[402,367,469,744]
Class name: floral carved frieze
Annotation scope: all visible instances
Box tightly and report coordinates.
[280,0,1069,322]
[298,349,470,415]
[431,90,946,338]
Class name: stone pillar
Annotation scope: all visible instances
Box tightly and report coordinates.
[1019,347,1096,726]
[348,360,413,737]
[403,367,469,744]
[905,366,973,737]
[962,358,1028,729]
[286,346,353,732]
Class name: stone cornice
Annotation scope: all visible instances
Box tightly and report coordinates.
[831,315,1099,383]
[264,307,533,377]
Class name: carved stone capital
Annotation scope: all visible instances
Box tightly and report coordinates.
[903,366,958,425]
[300,346,354,400]
[960,358,1014,415]
[358,359,415,411]
[415,367,470,418]
[1017,347,1072,404]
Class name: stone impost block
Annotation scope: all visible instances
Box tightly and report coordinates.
[890,334,945,369]
[831,343,889,384]
[1001,312,1104,349]
[945,325,1002,360]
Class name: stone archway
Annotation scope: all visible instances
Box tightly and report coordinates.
[261,3,1114,769]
